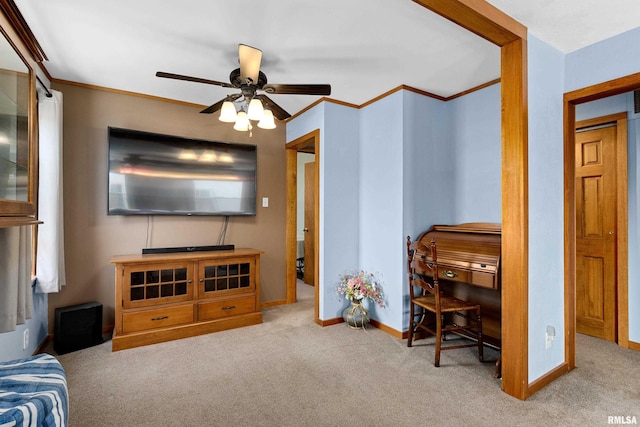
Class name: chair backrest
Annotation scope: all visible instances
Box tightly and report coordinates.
[406,236,439,299]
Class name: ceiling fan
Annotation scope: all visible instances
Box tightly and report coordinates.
[156,44,332,126]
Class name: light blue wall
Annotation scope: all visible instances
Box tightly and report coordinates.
[566,26,640,93]
[527,35,566,381]
[0,292,48,362]
[287,85,501,331]
[447,83,502,223]
[576,93,640,343]
[401,90,456,330]
[359,91,405,328]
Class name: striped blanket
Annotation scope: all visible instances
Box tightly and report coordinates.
[0,354,68,427]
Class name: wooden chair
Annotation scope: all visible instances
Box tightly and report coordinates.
[406,236,484,367]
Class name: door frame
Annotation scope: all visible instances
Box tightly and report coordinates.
[285,129,320,323]
[574,113,627,343]
[565,74,640,367]
[283,1,530,399]
[413,0,529,399]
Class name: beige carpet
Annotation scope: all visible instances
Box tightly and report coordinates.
[47,282,639,426]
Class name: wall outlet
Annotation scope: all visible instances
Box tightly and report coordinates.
[23,328,29,350]
[262,197,269,208]
[545,325,555,349]
[545,333,552,349]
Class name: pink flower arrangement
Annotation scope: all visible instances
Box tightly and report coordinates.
[336,270,384,308]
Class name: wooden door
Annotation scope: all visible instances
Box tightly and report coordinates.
[575,126,617,342]
[303,162,315,285]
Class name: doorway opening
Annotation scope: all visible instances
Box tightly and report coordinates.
[285,129,320,324]
[564,72,640,369]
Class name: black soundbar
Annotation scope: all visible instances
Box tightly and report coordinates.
[142,244,235,255]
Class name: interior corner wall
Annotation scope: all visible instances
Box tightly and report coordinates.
[359,90,405,329]
[400,90,455,331]
[447,84,501,223]
[0,291,48,362]
[51,82,287,333]
[527,34,566,381]
[286,102,361,321]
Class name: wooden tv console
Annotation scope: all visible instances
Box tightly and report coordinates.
[110,248,262,351]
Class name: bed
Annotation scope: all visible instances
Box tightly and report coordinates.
[0,354,68,427]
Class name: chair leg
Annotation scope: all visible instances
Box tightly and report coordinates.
[407,304,415,347]
[476,308,484,363]
[434,314,443,367]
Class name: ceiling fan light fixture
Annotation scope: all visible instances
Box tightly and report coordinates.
[257,109,276,129]
[233,111,250,131]
[219,101,238,123]
[247,98,264,121]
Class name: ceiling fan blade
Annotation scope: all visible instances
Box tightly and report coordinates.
[262,83,331,96]
[156,71,236,88]
[256,94,291,120]
[238,44,262,85]
[200,94,242,114]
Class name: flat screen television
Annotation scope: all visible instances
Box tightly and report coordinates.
[107,127,257,216]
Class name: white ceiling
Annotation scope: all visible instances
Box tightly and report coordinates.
[12,0,640,118]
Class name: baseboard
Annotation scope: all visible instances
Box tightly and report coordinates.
[316,316,404,339]
[34,335,52,355]
[369,319,404,339]
[261,299,286,309]
[527,362,569,397]
[629,340,640,351]
[318,317,343,327]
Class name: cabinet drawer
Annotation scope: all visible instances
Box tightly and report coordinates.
[122,304,194,334]
[438,266,469,283]
[198,295,255,321]
[437,266,498,290]
[470,271,498,290]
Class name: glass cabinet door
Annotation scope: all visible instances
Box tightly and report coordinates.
[0,24,36,223]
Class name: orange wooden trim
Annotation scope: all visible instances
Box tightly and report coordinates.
[566,72,640,359]
[33,334,51,355]
[446,78,501,100]
[52,78,212,110]
[318,317,343,327]
[285,129,320,320]
[527,362,569,397]
[0,0,47,61]
[575,112,627,130]
[287,97,331,121]
[499,37,529,400]
[564,71,640,104]
[261,299,286,309]
[629,341,640,352]
[289,78,500,122]
[563,101,577,370]
[52,74,499,126]
[285,149,298,305]
[369,319,404,339]
[616,116,629,348]
[412,0,527,46]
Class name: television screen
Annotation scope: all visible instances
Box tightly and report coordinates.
[107,127,257,216]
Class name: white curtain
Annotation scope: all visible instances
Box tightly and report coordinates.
[0,226,33,332]
[35,89,66,293]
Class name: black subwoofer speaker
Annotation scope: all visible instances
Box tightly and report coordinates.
[54,302,103,354]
